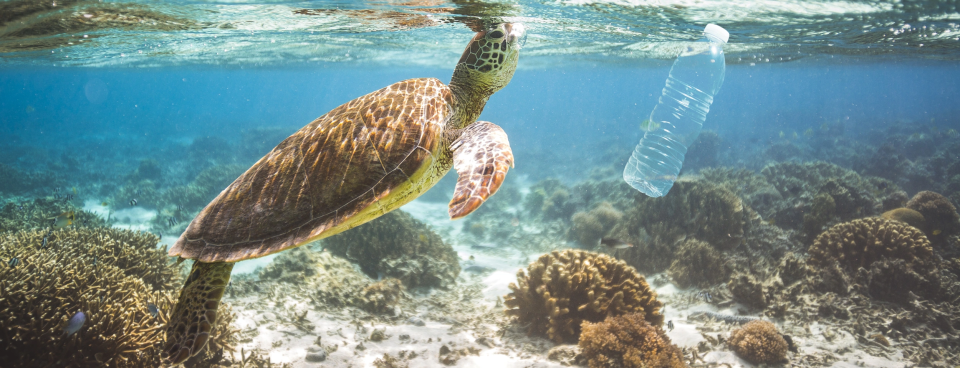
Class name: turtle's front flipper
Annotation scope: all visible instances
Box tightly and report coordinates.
[162,261,235,364]
[448,121,514,219]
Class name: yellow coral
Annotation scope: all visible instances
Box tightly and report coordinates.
[727,320,788,364]
[579,313,685,368]
[0,228,233,367]
[808,217,933,271]
[504,249,663,343]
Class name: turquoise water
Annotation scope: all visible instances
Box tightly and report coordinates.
[2,1,960,367]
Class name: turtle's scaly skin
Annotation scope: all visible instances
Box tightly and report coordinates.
[163,23,524,364]
[162,261,233,364]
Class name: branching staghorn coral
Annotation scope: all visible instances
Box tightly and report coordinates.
[3,227,180,291]
[808,217,934,271]
[0,228,233,367]
[0,197,106,234]
[727,320,789,364]
[578,313,685,368]
[504,249,663,343]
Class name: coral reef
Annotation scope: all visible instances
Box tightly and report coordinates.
[881,207,926,231]
[361,278,404,314]
[0,228,231,367]
[808,217,934,271]
[667,239,731,288]
[683,130,721,172]
[578,313,685,368]
[324,210,460,289]
[0,163,65,196]
[303,251,374,309]
[907,190,960,240]
[524,178,576,221]
[728,273,768,309]
[134,158,163,181]
[258,247,318,283]
[759,161,894,231]
[156,163,246,230]
[726,320,789,364]
[568,202,622,247]
[0,197,106,234]
[504,249,663,343]
[610,180,744,273]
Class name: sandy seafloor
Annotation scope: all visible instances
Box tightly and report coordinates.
[82,197,911,368]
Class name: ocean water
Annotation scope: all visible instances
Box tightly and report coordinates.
[2,1,960,367]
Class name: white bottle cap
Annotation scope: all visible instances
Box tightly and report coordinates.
[704,24,729,44]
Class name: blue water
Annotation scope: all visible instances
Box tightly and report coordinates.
[3,62,958,179]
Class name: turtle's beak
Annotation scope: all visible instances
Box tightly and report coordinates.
[504,23,527,49]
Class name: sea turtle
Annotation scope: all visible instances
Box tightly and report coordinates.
[162,23,525,364]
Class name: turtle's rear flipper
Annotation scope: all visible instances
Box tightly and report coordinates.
[163,261,235,364]
[448,121,514,219]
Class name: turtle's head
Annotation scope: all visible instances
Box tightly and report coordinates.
[451,23,524,99]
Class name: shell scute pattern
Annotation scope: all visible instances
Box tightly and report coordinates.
[171,78,451,262]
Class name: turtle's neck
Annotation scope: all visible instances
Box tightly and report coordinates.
[448,66,493,130]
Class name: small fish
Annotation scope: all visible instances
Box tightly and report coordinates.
[779,131,785,138]
[92,256,97,266]
[510,217,519,227]
[470,243,497,250]
[55,187,61,193]
[41,236,48,249]
[72,187,78,195]
[147,303,159,318]
[803,128,814,137]
[598,237,633,249]
[176,204,184,212]
[129,199,137,206]
[933,229,942,236]
[17,204,24,211]
[8,257,20,267]
[52,211,76,229]
[764,218,776,225]
[157,232,162,241]
[54,193,62,200]
[64,311,86,336]
[101,201,109,206]
[667,320,674,332]
[167,217,178,226]
[791,131,798,139]
[640,118,660,132]
[136,189,143,196]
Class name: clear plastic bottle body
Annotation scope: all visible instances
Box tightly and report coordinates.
[624,29,726,197]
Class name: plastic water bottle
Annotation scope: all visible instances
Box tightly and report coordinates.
[623,24,729,197]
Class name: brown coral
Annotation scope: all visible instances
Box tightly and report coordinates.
[324,210,460,288]
[0,228,231,367]
[808,217,933,271]
[727,320,788,364]
[881,207,926,230]
[504,249,663,343]
[579,313,685,368]
[907,190,960,237]
[569,202,622,247]
[667,239,731,288]
[361,278,404,314]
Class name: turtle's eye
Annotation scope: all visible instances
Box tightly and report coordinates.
[487,30,505,39]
